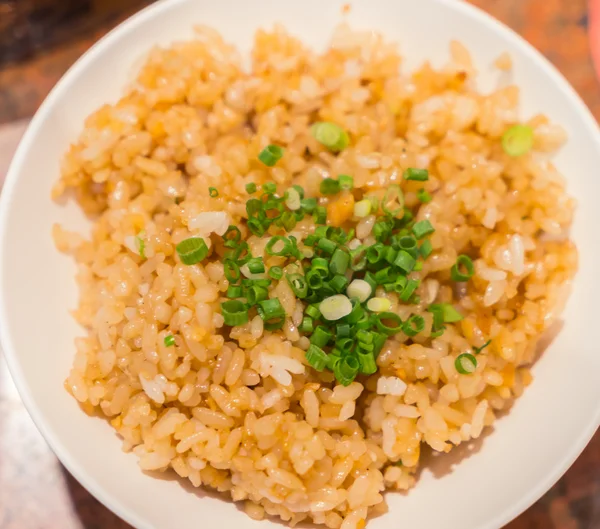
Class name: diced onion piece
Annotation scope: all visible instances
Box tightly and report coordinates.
[354,199,372,218]
[367,297,392,313]
[347,279,372,303]
[188,211,231,236]
[377,376,407,396]
[285,187,301,211]
[319,294,352,321]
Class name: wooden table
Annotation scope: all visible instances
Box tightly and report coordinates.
[0,1,599,527]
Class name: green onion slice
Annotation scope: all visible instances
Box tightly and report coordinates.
[258,145,284,167]
[412,220,435,240]
[286,273,309,299]
[176,237,209,265]
[382,184,405,217]
[335,355,360,386]
[164,335,175,347]
[451,254,475,282]
[473,339,492,354]
[320,178,341,195]
[502,124,534,157]
[403,168,429,181]
[221,300,249,326]
[209,187,219,197]
[306,344,328,371]
[455,353,478,375]
[374,312,403,335]
[320,295,352,321]
[310,122,350,152]
[403,315,425,337]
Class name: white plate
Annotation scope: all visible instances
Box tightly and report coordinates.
[1,0,599,528]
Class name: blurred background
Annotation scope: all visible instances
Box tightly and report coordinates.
[0,1,599,528]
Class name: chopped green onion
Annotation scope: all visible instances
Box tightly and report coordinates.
[367,243,386,264]
[429,303,464,323]
[227,285,242,298]
[473,339,492,354]
[451,255,475,282]
[306,269,323,289]
[247,258,265,274]
[268,266,283,280]
[224,225,241,244]
[286,274,309,298]
[336,323,351,338]
[317,238,337,255]
[311,326,333,347]
[320,178,340,195]
[367,297,392,313]
[257,298,286,330]
[354,199,372,218]
[403,315,425,337]
[176,237,209,265]
[300,197,317,212]
[399,279,420,302]
[311,257,330,278]
[403,168,429,181]
[135,233,146,260]
[382,184,404,217]
[420,240,433,259]
[164,335,175,347]
[320,294,353,321]
[349,246,367,271]
[384,247,399,265]
[364,272,377,293]
[310,122,350,152]
[330,248,350,275]
[306,344,328,371]
[265,236,294,257]
[258,145,284,167]
[280,211,297,231]
[417,188,433,203]
[346,298,365,324]
[375,267,398,284]
[455,353,478,375]
[330,274,349,293]
[209,187,219,197]
[355,330,372,345]
[245,182,257,194]
[347,279,372,303]
[358,350,377,375]
[336,337,353,353]
[398,236,417,252]
[394,250,416,274]
[221,300,249,326]
[246,285,269,305]
[305,304,321,320]
[339,175,354,190]
[393,276,408,294]
[299,317,314,333]
[374,312,403,335]
[224,259,241,282]
[335,355,360,386]
[502,124,534,157]
[412,220,435,240]
[314,206,327,225]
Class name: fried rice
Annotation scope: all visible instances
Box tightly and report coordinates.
[53,24,577,529]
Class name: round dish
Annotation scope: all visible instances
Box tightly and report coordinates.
[1,1,599,529]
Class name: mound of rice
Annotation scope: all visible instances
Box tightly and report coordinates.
[53,24,577,529]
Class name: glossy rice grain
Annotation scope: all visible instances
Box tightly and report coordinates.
[53,24,577,528]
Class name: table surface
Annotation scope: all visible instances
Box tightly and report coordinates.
[0,1,599,528]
